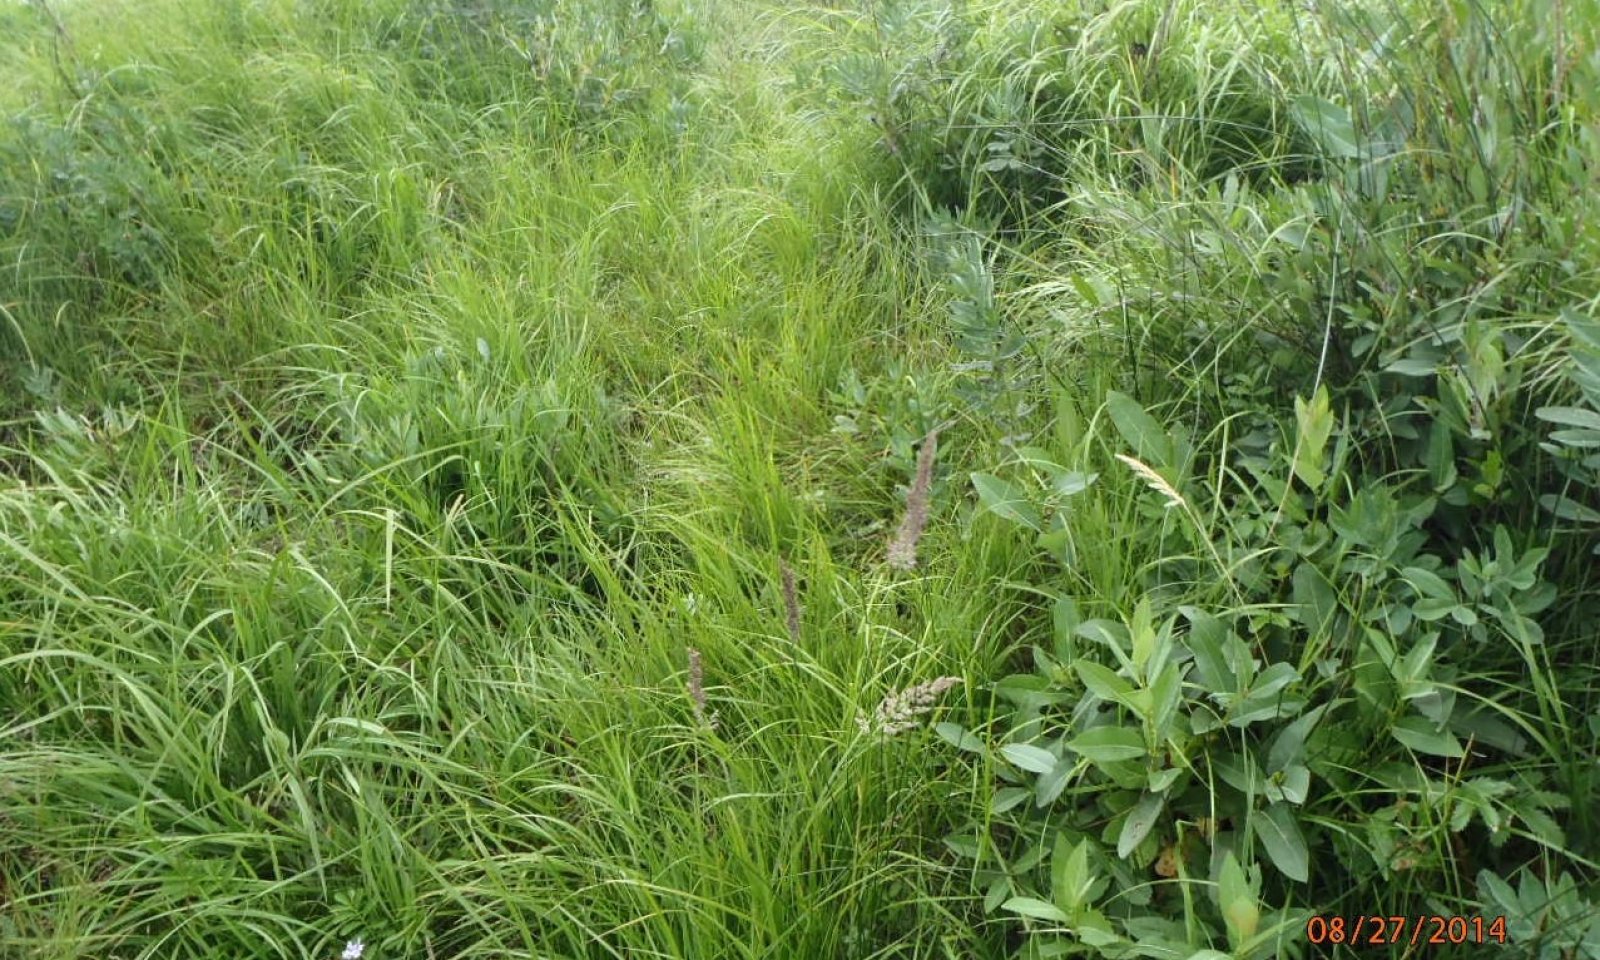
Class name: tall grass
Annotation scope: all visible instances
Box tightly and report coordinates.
[0,1,1012,956]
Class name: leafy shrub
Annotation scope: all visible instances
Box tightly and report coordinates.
[940,387,1578,957]
[890,0,1600,955]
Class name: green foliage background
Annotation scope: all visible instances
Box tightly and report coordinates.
[1,0,1597,957]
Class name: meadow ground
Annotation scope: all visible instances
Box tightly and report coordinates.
[2,0,1598,958]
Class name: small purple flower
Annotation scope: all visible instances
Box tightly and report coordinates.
[341,939,365,960]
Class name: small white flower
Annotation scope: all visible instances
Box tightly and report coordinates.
[341,939,365,960]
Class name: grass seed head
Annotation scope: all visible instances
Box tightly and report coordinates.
[780,558,801,643]
[686,647,719,731]
[887,428,940,571]
[858,676,962,737]
[1115,453,1184,509]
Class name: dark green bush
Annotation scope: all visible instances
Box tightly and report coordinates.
[878,0,1600,954]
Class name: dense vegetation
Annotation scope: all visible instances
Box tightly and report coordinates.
[1,0,1596,957]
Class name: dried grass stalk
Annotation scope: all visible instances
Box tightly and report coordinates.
[887,429,940,571]
[780,558,802,644]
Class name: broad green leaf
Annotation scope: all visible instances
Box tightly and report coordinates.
[1566,307,1600,351]
[984,877,1011,914]
[1052,837,1094,913]
[1398,632,1438,684]
[1547,428,1600,448]
[1105,391,1172,466]
[1147,767,1182,793]
[1451,707,1529,756]
[935,722,986,754]
[1012,446,1064,471]
[943,832,981,859]
[1291,386,1332,490]
[992,674,1075,709]
[1410,684,1454,725]
[1053,471,1098,496]
[1073,659,1136,707]
[1476,869,1520,918]
[1035,754,1074,807]
[1002,897,1070,923]
[1050,833,1073,909]
[1385,357,1439,376]
[1275,764,1311,805]
[1067,725,1146,763]
[1255,802,1310,882]
[1002,743,1060,774]
[1401,566,1456,602]
[1536,406,1600,430]
[1411,597,1461,621]
[1392,714,1465,758]
[1075,910,1123,947]
[1230,694,1305,728]
[1246,662,1299,700]
[1292,564,1339,642]
[1183,610,1234,691]
[1217,851,1259,947]
[1149,661,1184,739]
[1290,95,1361,158]
[991,787,1031,814]
[1130,599,1156,674]
[1267,702,1331,773]
[1053,596,1081,658]
[1037,527,1075,565]
[1189,704,1225,735]
[1426,417,1458,490]
[1117,790,1165,859]
[1214,752,1264,796]
[1216,850,1250,913]
[1231,664,1301,725]
[1077,620,1134,671]
[1015,840,1050,873]
[971,472,1043,531]
[1541,494,1600,524]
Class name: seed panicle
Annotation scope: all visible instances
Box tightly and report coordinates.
[1115,453,1184,509]
[858,676,962,737]
[686,647,719,731]
[780,558,801,644]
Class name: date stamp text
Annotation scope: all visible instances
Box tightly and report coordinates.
[1305,915,1508,947]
